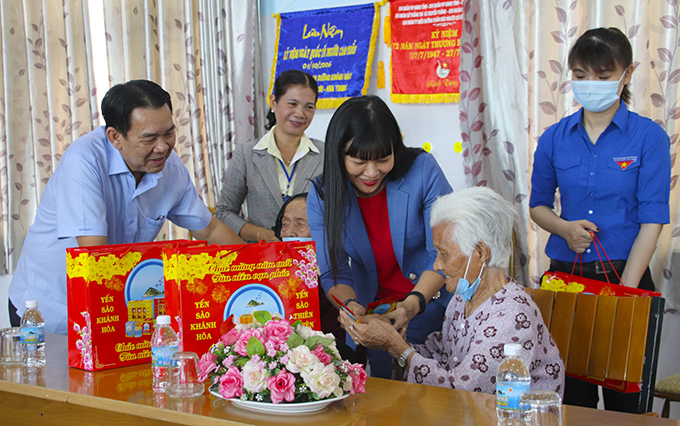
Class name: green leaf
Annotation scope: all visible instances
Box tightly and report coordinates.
[291,319,302,327]
[286,331,304,349]
[246,336,266,357]
[236,357,248,367]
[304,335,334,349]
[253,310,272,325]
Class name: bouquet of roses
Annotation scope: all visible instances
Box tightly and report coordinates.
[199,310,367,404]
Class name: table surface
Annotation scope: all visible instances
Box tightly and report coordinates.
[0,334,677,426]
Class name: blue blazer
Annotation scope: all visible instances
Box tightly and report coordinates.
[308,153,453,308]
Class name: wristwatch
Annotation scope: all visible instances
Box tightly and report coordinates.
[404,291,426,315]
[397,346,416,368]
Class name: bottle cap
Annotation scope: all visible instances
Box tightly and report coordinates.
[156,315,171,325]
[26,300,38,309]
[504,343,522,356]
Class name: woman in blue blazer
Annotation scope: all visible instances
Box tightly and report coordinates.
[308,96,453,378]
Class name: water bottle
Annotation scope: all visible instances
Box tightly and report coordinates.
[20,300,45,367]
[496,343,531,426]
[151,315,178,392]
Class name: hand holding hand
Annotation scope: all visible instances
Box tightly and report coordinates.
[559,219,597,253]
[338,310,400,351]
[384,298,418,331]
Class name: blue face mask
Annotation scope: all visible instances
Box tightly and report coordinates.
[455,254,486,301]
[571,71,626,113]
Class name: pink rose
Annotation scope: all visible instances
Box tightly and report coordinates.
[311,345,332,365]
[264,319,292,348]
[219,366,243,399]
[234,329,263,357]
[348,364,367,395]
[220,328,240,346]
[197,352,218,382]
[266,369,296,404]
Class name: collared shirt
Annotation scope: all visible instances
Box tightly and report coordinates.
[253,126,319,197]
[9,126,213,334]
[530,102,670,263]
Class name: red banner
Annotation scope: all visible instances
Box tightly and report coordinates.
[389,0,463,103]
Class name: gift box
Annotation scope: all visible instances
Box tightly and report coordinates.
[540,270,661,297]
[67,240,205,371]
[163,241,321,356]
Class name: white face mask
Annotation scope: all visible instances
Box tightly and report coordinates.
[571,71,627,113]
[281,237,313,242]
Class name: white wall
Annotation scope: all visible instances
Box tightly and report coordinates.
[259,0,467,191]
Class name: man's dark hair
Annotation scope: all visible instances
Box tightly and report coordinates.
[101,80,173,137]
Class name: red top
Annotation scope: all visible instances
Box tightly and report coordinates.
[356,189,414,300]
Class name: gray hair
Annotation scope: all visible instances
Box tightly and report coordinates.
[430,187,517,268]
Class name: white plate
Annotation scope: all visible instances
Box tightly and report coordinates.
[209,388,349,415]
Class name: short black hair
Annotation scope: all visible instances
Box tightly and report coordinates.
[101,80,173,137]
[568,27,633,104]
[271,193,308,240]
[266,70,319,130]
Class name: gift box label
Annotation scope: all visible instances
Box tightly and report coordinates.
[163,241,321,356]
[67,240,205,371]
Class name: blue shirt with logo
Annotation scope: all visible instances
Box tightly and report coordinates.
[9,126,213,334]
[530,102,670,263]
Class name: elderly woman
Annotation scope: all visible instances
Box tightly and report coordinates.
[340,187,565,396]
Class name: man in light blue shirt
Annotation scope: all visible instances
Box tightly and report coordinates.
[8,80,244,334]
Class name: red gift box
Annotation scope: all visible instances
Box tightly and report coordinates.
[67,240,205,371]
[540,270,661,298]
[163,241,321,356]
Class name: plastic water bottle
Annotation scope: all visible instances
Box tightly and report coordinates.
[20,300,45,367]
[151,315,178,392]
[496,343,531,426]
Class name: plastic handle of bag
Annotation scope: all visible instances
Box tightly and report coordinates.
[570,233,622,284]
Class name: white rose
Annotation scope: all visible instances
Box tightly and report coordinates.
[286,345,317,378]
[297,325,314,340]
[334,387,344,397]
[305,364,340,399]
[342,375,353,392]
[242,359,267,393]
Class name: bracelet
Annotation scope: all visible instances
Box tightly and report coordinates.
[343,298,358,307]
[404,291,426,315]
[256,228,265,240]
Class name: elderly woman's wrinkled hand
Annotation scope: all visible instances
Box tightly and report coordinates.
[383,301,418,331]
[339,310,402,351]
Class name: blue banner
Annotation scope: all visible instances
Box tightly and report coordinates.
[270,3,380,109]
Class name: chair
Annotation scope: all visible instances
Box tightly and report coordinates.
[654,373,680,418]
[525,287,665,414]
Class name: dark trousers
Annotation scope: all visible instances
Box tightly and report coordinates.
[549,259,654,414]
[8,298,21,327]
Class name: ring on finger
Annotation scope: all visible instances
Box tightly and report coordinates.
[349,324,354,331]
[353,340,360,345]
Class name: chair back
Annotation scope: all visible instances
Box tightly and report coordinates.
[525,287,664,414]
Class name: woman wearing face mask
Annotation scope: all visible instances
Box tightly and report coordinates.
[530,28,670,412]
[338,188,565,395]
[307,95,453,379]
[215,70,324,242]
